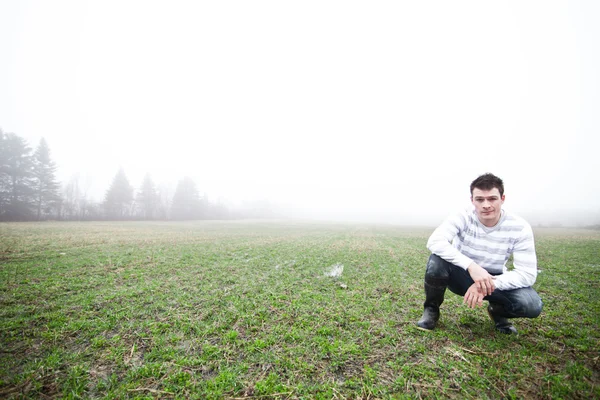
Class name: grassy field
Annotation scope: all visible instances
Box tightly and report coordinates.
[0,220,598,399]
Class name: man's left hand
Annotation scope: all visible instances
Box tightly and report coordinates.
[463,284,485,309]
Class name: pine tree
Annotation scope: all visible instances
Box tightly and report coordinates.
[0,131,35,220]
[104,168,134,219]
[32,138,61,220]
[170,176,201,220]
[136,173,158,219]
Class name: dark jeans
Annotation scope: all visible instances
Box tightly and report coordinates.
[425,254,543,318]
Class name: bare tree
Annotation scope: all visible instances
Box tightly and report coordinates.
[156,182,172,220]
[61,174,95,220]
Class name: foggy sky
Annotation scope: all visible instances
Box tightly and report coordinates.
[1,1,599,226]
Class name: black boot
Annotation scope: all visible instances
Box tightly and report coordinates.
[488,303,518,335]
[417,282,446,331]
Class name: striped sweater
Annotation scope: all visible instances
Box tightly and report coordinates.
[427,208,538,291]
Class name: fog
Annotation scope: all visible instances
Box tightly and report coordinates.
[1,1,599,226]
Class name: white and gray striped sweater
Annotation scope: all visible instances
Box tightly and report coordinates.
[427,208,537,291]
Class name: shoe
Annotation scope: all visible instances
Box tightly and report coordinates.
[416,282,446,331]
[417,307,440,330]
[488,304,518,335]
[416,283,445,331]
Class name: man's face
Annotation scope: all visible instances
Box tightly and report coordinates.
[471,188,505,227]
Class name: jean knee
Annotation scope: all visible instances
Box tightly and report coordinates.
[517,289,543,318]
[527,295,543,318]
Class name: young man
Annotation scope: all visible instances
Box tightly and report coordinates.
[417,173,543,334]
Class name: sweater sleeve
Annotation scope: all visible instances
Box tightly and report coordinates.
[427,211,473,270]
[493,224,538,291]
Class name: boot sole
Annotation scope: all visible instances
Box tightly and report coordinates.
[416,325,435,331]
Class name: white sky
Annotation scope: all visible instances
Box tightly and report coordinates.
[1,1,599,224]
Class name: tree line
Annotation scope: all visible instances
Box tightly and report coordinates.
[0,128,258,221]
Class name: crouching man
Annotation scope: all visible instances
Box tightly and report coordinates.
[417,173,543,334]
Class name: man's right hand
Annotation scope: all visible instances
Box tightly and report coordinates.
[467,262,495,296]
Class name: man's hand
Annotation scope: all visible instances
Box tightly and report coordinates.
[464,284,485,308]
[467,262,495,296]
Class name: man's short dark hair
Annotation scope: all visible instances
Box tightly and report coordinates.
[470,173,504,197]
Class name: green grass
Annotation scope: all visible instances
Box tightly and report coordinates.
[0,221,598,399]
